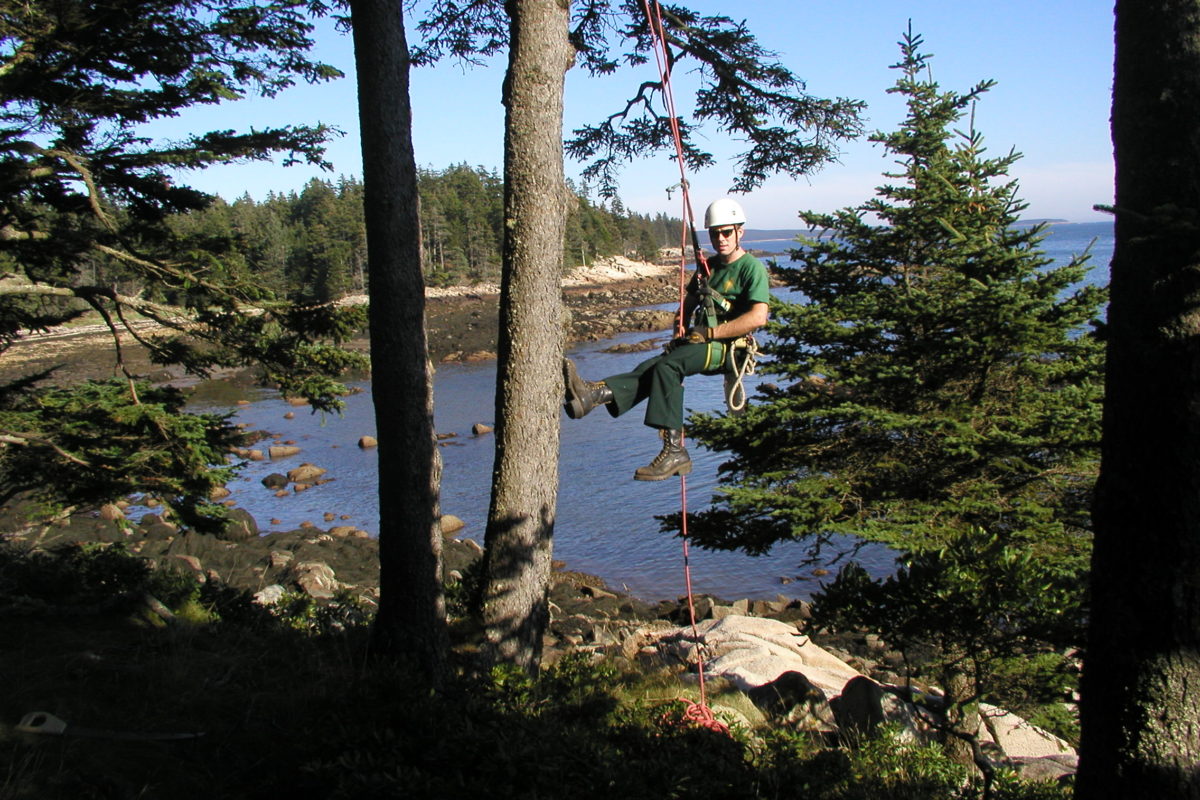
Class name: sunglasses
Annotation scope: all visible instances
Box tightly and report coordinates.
[709,227,739,239]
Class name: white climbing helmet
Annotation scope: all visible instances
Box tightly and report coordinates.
[704,197,747,229]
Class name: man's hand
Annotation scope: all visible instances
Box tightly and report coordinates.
[665,326,712,353]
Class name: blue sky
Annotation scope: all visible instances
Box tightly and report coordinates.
[150,1,1114,228]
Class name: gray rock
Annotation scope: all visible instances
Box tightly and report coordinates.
[1008,754,1078,783]
[215,507,258,542]
[99,503,125,521]
[747,670,837,733]
[253,584,288,606]
[664,616,860,697]
[581,584,618,600]
[831,675,887,735]
[287,463,326,483]
[293,561,338,599]
[831,676,921,743]
[142,522,178,540]
[710,604,737,620]
[978,703,1076,760]
[261,473,288,489]
[172,554,205,581]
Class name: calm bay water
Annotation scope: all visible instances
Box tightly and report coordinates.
[197,221,1113,603]
[741,220,1114,286]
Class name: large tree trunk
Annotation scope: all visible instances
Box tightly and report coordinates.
[1077,3,1200,796]
[477,0,573,671]
[350,0,447,680]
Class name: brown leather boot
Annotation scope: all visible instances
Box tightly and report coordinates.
[633,428,692,481]
[563,358,613,419]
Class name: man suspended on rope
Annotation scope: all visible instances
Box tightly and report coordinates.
[562,197,770,481]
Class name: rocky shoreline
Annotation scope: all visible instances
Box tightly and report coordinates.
[0,261,696,621]
[420,270,679,364]
[0,264,707,631]
[0,496,1079,782]
[0,263,695,623]
[0,261,681,383]
[0,264,1080,780]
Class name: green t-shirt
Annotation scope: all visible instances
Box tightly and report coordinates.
[690,252,770,323]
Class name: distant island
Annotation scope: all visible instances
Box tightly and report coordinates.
[742,229,814,240]
[744,220,1074,241]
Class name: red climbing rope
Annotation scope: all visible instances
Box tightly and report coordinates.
[642,0,727,736]
[642,0,711,321]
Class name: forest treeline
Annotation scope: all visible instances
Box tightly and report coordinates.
[167,164,680,303]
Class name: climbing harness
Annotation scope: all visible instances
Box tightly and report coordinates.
[688,282,759,414]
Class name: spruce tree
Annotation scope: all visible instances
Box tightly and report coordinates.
[683,29,1106,759]
[0,0,364,526]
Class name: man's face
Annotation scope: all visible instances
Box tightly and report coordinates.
[708,225,742,259]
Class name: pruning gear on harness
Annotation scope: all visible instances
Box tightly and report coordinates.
[678,274,760,413]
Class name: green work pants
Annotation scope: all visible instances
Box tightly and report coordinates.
[602,340,727,430]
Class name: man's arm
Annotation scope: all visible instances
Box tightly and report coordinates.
[708,301,768,340]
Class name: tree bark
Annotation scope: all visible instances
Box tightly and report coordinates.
[350,0,447,680]
[942,660,981,768]
[477,0,573,671]
[1078,3,1200,796]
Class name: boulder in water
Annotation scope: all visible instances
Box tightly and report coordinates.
[261,473,288,489]
[287,463,326,483]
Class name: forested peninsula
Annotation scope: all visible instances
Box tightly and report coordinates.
[165,165,681,303]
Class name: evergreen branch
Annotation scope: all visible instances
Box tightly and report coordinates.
[0,41,38,79]
[79,292,141,402]
[56,148,119,235]
[111,296,171,359]
[90,242,274,307]
[602,80,666,126]
[0,281,194,327]
[0,428,97,468]
[0,225,49,241]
